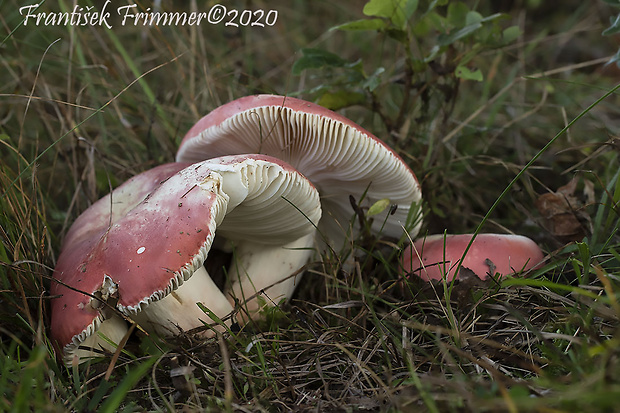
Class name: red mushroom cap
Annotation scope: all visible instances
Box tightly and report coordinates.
[401,233,545,282]
[51,163,190,358]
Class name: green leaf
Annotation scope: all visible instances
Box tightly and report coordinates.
[424,44,441,62]
[363,0,400,17]
[362,67,386,91]
[439,10,504,47]
[603,14,620,36]
[446,2,469,27]
[455,65,483,81]
[363,0,418,30]
[395,0,418,28]
[502,25,521,44]
[607,48,620,68]
[317,91,365,110]
[367,198,391,217]
[333,18,387,31]
[438,22,482,46]
[414,10,444,35]
[508,385,531,399]
[386,28,409,43]
[458,42,483,66]
[292,48,349,75]
[465,10,483,25]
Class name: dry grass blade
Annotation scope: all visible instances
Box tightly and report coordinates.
[2,1,620,411]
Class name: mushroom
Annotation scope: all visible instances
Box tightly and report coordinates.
[51,155,321,363]
[175,94,423,247]
[401,233,545,282]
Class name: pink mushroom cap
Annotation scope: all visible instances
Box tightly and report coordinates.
[402,233,545,282]
[51,163,191,354]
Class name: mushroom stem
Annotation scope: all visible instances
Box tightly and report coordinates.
[71,314,128,363]
[226,232,315,322]
[132,266,234,336]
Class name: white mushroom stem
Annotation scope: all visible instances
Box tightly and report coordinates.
[131,266,234,336]
[72,314,128,363]
[226,232,315,322]
[209,156,321,323]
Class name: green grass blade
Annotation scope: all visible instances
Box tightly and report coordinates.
[98,357,156,413]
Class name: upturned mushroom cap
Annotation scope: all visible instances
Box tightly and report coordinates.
[401,233,544,282]
[176,94,422,245]
[51,155,321,363]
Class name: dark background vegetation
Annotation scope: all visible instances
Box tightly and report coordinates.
[1,0,620,411]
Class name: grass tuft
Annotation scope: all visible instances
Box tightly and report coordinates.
[1,0,620,411]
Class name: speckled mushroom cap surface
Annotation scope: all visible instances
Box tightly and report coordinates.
[51,162,190,358]
[51,155,321,361]
[402,233,545,282]
[176,94,422,244]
